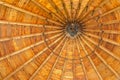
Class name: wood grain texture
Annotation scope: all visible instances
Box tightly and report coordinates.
[0,0,120,80]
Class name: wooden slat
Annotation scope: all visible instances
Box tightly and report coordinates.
[73,0,82,21]
[76,0,93,21]
[81,36,120,79]
[0,20,62,29]
[85,29,120,35]
[60,39,69,80]
[48,0,66,20]
[102,20,120,25]
[85,33,120,46]
[4,33,64,80]
[83,35,120,61]
[84,5,120,23]
[101,6,120,17]
[78,36,103,80]
[31,0,65,24]
[0,33,42,42]
[0,20,42,27]
[0,1,62,26]
[72,40,75,80]
[29,35,65,80]
[80,0,109,22]
[60,0,70,21]
[0,33,63,61]
[0,29,63,42]
[70,0,73,21]
[46,36,67,80]
[76,37,88,80]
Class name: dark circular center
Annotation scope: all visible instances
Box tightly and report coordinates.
[66,23,79,37]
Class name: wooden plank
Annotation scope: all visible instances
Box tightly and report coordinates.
[29,35,65,80]
[78,36,103,80]
[0,1,62,26]
[85,33,120,46]
[83,5,120,23]
[83,35,120,61]
[76,37,88,80]
[81,36,120,79]
[60,0,70,21]
[84,29,120,35]
[80,0,109,22]
[48,0,66,20]
[31,0,65,24]
[0,33,63,61]
[4,33,64,80]
[46,36,67,80]
[73,0,82,21]
[60,39,69,80]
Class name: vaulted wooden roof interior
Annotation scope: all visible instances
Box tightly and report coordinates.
[0,0,120,80]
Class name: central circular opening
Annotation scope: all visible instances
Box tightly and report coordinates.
[66,22,82,37]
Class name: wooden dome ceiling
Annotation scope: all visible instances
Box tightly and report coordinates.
[0,0,120,80]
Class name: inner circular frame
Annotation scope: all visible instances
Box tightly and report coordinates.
[42,20,103,60]
[66,22,84,38]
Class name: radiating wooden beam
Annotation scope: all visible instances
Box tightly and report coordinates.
[46,36,67,80]
[82,0,109,23]
[0,33,63,61]
[76,37,88,80]
[4,34,64,80]
[83,5,120,23]
[29,35,65,80]
[83,35,120,61]
[0,1,62,26]
[85,33,120,46]
[84,19,120,27]
[0,20,42,27]
[70,0,73,21]
[84,29,120,35]
[0,33,42,42]
[0,29,63,42]
[60,39,69,80]
[48,0,66,20]
[31,0,65,24]
[72,40,75,80]
[60,0,70,21]
[73,0,82,22]
[45,30,64,35]
[0,20,63,29]
[78,36,103,80]
[81,36,120,79]
[101,6,120,17]
[79,0,109,22]
[102,20,120,25]
[76,0,93,21]
[31,0,50,13]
